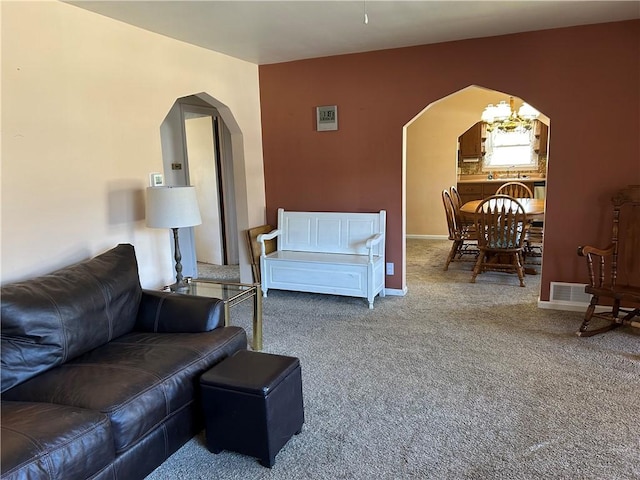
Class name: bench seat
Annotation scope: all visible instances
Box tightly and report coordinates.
[259,209,386,308]
[265,250,374,265]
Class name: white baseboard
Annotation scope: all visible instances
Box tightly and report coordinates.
[537,300,587,312]
[385,287,408,296]
[406,234,448,240]
[537,299,607,313]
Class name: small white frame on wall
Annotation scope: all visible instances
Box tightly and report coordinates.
[316,105,338,131]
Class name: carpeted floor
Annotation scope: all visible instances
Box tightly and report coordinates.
[197,262,241,283]
[146,239,639,480]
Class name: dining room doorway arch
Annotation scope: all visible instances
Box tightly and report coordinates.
[403,85,550,288]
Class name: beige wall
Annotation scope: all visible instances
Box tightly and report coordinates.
[1,1,265,287]
[405,86,542,237]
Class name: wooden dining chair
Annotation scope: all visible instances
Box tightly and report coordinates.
[496,181,533,198]
[576,185,640,337]
[442,189,477,270]
[450,185,475,235]
[245,224,276,284]
[498,182,542,262]
[450,185,462,210]
[471,195,529,287]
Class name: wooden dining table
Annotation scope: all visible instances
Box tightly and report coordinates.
[460,197,545,218]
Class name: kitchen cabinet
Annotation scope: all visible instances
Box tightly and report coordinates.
[534,120,548,155]
[458,122,486,161]
[457,180,539,204]
[457,183,483,204]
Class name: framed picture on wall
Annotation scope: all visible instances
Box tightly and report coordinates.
[316,105,338,131]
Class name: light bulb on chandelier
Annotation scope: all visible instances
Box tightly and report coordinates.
[481,96,539,132]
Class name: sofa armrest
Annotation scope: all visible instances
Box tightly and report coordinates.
[136,290,224,333]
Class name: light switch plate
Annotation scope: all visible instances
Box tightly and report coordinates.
[149,173,164,187]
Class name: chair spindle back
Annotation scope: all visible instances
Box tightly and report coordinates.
[496,181,533,199]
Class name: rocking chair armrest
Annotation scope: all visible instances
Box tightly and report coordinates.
[577,244,615,257]
[578,243,616,289]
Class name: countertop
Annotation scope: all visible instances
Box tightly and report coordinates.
[458,175,546,184]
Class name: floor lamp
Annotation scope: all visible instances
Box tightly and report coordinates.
[146,186,202,291]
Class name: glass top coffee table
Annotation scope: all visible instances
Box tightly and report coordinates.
[164,279,262,351]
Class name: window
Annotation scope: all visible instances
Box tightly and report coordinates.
[483,129,537,171]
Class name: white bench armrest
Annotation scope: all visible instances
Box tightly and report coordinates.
[257,229,281,257]
[366,233,384,263]
[365,233,384,248]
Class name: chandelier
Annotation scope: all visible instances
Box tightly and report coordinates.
[481,96,539,132]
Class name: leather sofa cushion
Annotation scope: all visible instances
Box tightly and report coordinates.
[0,401,114,480]
[3,327,247,454]
[1,244,142,392]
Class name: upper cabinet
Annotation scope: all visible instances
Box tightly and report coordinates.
[458,122,487,161]
[534,120,549,155]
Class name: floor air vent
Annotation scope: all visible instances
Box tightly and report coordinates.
[549,282,592,306]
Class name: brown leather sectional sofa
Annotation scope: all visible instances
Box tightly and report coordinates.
[1,244,247,479]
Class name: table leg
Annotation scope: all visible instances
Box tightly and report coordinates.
[253,287,263,351]
[223,302,230,327]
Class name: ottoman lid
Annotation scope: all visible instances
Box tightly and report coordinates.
[200,350,300,395]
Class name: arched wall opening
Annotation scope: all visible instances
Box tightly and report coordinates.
[159,92,253,284]
[403,85,550,290]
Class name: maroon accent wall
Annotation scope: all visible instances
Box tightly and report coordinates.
[259,21,640,300]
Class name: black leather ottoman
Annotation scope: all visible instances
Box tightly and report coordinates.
[200,350,304,468]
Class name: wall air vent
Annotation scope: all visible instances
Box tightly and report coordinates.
[549,282,592,306]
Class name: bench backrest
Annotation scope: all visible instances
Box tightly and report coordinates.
[277,209,386,256]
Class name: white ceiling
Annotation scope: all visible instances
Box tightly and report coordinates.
[68,1,639,65]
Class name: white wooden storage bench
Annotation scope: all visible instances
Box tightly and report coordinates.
[257,209,386,308]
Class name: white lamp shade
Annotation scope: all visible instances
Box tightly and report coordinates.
[146,186,202,229]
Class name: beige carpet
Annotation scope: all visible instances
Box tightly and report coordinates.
[197,262,240,283]
[146,239,639,480]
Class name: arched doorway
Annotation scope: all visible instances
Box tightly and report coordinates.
[403,85,550,287]
[159,92,253,283]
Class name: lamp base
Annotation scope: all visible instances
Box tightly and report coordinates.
[168,280,190,292]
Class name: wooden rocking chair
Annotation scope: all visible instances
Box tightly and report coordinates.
[576,185,640,337]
